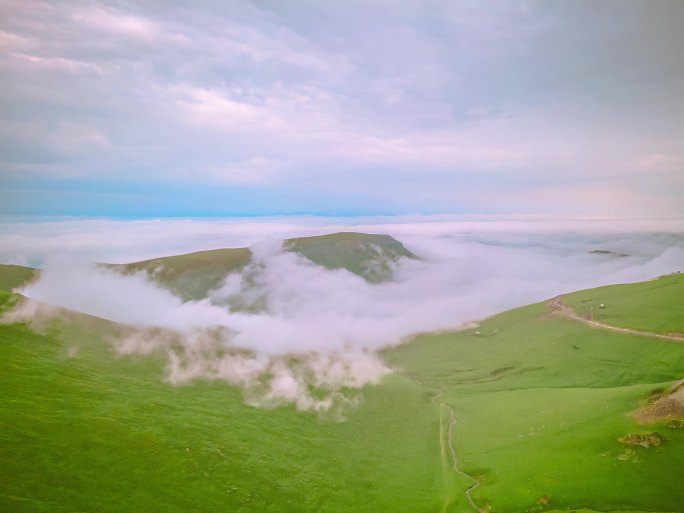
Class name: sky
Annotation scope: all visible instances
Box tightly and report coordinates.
[1,0,683,217]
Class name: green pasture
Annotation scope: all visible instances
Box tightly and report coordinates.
[0,299,446,513]
[0,265,36,293]
[563,273,684,335]
[1,262,683,512]
[389,300,684,512]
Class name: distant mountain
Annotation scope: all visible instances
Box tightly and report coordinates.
[114,232,417,300]
[285,232,417,283]
[116,247,252,301]
[0,264,37,293]
[590,249,629,257]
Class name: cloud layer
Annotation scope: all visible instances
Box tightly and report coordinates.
[6,217,684,411]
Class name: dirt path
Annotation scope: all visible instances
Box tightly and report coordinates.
[445,405,484,513]
[433,388,483,513]
[550,296,684,343]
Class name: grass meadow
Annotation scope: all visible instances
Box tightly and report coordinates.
[1,267,683,512]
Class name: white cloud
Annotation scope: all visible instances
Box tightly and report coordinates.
[4,216,684,411]
[1,1,683,216]
[71,6,161,40]
[178,157,282,185]
[174,85,285,132]
[11,52,103,76]
[2,216,684,266]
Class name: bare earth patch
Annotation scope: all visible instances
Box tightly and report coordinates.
[633,382,684,424]
[618,432,663,448]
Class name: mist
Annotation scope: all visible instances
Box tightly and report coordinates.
[4,217,684,412]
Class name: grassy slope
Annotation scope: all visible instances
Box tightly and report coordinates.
[285,232,415,256]
[1,264,683,512]
[286,232,416,283]
[0,265,37,293]
[116,232,416,299]
[563,273,684,334]
[116,247,252,300]
[0,282,446,512]
[388,299,684,512]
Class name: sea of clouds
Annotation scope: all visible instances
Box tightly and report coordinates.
[2,216,684,413]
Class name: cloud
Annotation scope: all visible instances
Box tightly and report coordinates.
[5,216,684,412]
[71,6,162,40]
[2,215,683,266]
[1,1,683,216]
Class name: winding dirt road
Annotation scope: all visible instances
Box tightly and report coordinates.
[550,296,684,343]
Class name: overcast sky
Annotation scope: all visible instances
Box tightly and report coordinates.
[1,0,683,217]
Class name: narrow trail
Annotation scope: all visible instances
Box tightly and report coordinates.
[445,404,484,513]
[433,389,483,513]
[550,296,684,343]
[425,295,681,513]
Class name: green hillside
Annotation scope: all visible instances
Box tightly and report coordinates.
[0,264,37,293]
[388,297,684,512]
[114,232,416,299]
[285,232,417,283]
[563,273,684,335]
[1,263,683,512]
[116,247,252,300]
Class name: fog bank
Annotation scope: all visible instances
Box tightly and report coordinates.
[4,217,684,411]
